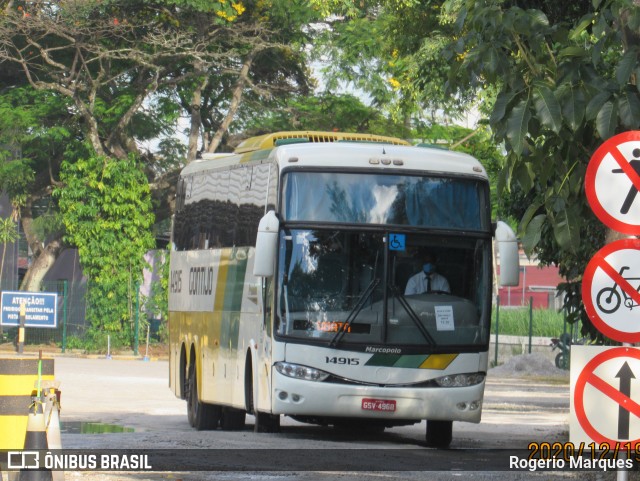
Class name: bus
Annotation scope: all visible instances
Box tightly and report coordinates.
[168,130,519,448]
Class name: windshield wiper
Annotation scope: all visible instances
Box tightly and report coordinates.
[390,286,435,345]
[330,278,380,347]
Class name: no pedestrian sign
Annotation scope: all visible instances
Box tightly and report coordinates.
[571,346,640,445]
[582,238,640,343]
[585,130,640,234]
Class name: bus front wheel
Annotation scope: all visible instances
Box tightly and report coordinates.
[254,411,281,433]
[425,420,452,448]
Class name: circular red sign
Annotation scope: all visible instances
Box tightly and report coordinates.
[582,238,640,343]
[574,347,640,446]
[585,131,640,235]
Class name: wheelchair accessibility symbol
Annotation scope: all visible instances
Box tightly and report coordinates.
[389,234,406,251]
[583,238,640,343]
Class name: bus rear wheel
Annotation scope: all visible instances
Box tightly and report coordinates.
[187,362,221,431]
[425,420,452,448]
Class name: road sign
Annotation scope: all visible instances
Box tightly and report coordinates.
[585,130,640,234]
[582,238,640,343]
[0,291,58,328]
[571,346,640,445]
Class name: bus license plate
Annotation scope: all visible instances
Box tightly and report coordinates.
[361,398,396,412]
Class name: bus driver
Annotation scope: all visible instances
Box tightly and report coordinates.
[405,252,450,295]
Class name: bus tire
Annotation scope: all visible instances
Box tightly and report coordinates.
[187,362,221,431]
[221,407,246,431]
[254,411,281,433]
[425,420,452,448]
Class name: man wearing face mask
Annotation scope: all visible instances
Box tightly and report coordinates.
[404,252,450,295]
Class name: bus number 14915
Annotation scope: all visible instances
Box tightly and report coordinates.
[325,357,360,365]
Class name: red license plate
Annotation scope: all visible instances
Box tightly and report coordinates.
[361,398,396,412]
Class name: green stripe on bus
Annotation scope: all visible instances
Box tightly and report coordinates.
[365,354,401,367]
[365,353,458,369]
[223,250,248,313]
[393,355,428,368]
[214,249,230,312]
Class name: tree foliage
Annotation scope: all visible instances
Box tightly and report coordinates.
[54,154,155,347]
[0,0,313,325]
[440,0,640,335]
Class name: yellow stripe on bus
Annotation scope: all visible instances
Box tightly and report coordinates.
[419,354,458,370]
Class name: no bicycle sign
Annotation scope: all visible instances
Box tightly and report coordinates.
[582,238,640,344]
[585,131,640,234]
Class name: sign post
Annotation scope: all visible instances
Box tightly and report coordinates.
[580,131,640,481]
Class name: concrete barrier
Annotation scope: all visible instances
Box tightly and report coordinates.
[0,358,54,449]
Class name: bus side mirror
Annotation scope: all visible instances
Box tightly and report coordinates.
[494,221,519,286]
[253,210,280,277]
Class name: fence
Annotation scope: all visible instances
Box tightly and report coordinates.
[490,295,578,368]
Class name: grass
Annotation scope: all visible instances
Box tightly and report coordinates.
[490,307,569,337]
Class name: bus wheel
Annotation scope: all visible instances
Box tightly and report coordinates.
[187,362,221,431]
[221,407,246,431]
[425,420,452,448]
[254,411,281,433]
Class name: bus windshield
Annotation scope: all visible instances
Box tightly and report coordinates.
[275,228,492,349]
[282,171,488,230]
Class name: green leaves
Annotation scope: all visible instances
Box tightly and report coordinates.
[533,84,562,134]
[55,154,155,346]
[506,98,531,155]
[596,100,617,139]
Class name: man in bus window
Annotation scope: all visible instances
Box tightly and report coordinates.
[405,252,450,295]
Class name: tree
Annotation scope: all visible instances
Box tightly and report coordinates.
[439,0,640,335]
[0,87,75,291]
[0,0,314,304]
[54,154,155,347]
[309,1,474,127]
[307,0,639,337]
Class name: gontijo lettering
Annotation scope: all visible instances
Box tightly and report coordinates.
[188,266,214,295]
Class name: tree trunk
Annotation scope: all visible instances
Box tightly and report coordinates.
[19,238,63,292]
[187,64,208,163]
[206,53,255,154]
[18,201,63,292]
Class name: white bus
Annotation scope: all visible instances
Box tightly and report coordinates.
[168,130,519,448]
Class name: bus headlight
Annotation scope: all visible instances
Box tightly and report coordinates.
[434,373,484,387]
[275,362,330,382]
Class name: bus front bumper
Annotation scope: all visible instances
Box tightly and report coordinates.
[271,370,484,423]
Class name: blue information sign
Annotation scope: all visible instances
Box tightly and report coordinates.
[1,291,58,328]
[389,233,406,251]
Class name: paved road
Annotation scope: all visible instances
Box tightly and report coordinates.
[3,356,627,480]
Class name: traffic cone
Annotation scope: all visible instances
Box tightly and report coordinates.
[18,400,51,481]
[44,390,64,481]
